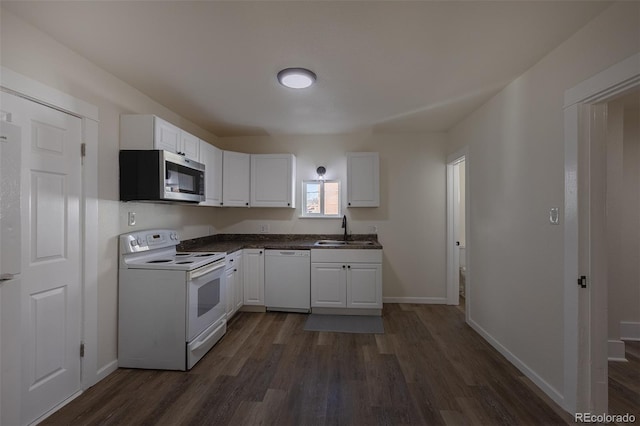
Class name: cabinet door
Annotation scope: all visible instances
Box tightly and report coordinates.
[242,249,264,306]
[180,131,200,161]
[347,263,382,308]
[153,117,181,153]
[250,154,295,208]
[347,152,380,207]
[311,263,347,307]
[225,267,235,317]
[234,252,244,311]
[222,151,251,207]
[199,141,223,206]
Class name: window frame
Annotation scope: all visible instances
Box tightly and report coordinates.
[301,179,341,218]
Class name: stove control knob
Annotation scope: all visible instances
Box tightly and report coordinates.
[137,238,143,246]
[130,240,138,247]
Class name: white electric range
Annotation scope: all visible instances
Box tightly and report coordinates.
[118,229,227,370]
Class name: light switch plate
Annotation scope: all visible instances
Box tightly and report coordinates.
[549,207,560,225]
[128,211,136,226]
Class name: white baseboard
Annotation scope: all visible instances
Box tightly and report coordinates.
[383,297,447,304]
[620,321,640,341]
[608,340,628,362]
[467,317,565,409]
[95,359,118,383]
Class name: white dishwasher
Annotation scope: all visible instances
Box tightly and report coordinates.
[265,250,311,312]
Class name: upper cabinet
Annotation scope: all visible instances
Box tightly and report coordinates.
[347,152,379,207]
[222,151,251,207]
[120,114,200,161]
[199,140,223,206]
[250,154,296,208]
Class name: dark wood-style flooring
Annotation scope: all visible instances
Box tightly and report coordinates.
[44,304,579,425]
[609,340,640,419]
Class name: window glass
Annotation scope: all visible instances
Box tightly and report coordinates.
[302,180,341,217]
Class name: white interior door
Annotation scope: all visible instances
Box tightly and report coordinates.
[1,92,83,424]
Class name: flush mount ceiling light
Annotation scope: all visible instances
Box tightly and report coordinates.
[277,68,317,89]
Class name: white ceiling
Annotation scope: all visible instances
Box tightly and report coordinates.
[2,1,611,137]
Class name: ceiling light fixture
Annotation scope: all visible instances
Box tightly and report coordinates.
[277,68,316,89]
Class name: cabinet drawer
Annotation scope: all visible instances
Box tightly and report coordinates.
[311,249,381,263]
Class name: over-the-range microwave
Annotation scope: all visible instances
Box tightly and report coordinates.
[119,150,205,203]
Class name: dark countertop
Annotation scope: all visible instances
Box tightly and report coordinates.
[178,233,382,254]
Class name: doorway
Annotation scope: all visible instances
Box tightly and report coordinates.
[0,67,100,425]
[447,150,468,312]
[563,53,640,414]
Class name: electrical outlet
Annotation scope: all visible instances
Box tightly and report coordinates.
[259,224,270,233]
[369,225,378,233]
[128,212,136,226]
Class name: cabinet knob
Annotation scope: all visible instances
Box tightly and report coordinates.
[220,202,223,206]
[347,265,351,269]
[348,202,351,206]
[342,265,346,269]
[259,251,263,255]
[246,202,249,206]
[287,203,290,206]
[234,268,237,272]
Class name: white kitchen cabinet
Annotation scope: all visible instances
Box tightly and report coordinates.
[243,249,265,306]
[199,140,223,206]
[346,263,382,308]
[120,114,200,161]
[250,154,296,208]
[180,130,200,161]
[347,152,380,207]
[225,251,243,318]
[222,151,251,207]
[311,263,347,307]
[311,249,382,311]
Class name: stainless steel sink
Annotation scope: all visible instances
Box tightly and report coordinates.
[314,240,375,246]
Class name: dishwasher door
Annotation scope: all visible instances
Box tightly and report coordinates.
[265,250,310,312]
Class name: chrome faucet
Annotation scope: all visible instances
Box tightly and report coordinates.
[342,215,348,241]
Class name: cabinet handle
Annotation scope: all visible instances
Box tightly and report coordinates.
[230,259,234,262]
[259,251,263,255]
[342,265,346,269]
[348,202,351,206]
[234,268,237,272]
[246,202,249,206]
[287,203,290,206]
[347,265,351,269]
[220,202,223,206]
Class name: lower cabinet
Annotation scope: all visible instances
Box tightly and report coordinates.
[243,248,265,306]
[311,249,382,310]
[225,251,243,318]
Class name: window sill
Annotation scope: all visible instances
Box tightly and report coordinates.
[298,215,342,219]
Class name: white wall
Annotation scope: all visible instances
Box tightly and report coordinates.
[447,1,639,401]
[607,96,640,340]
[0,9,221,369]
[216,133,448,302]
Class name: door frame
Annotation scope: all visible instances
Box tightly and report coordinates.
[563,53,640,413]
[446,147,468,311]
[0,67,100,399]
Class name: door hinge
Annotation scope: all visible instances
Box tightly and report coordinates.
[578,275,587,288]
[80,342,85,358]
[80,143,86,158]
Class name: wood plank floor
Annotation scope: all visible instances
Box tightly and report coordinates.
[609,340,640,420]
[44,304,576,426]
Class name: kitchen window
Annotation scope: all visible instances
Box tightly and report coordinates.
[302,180,341,217]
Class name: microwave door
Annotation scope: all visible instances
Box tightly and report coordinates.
[0,121,22,281]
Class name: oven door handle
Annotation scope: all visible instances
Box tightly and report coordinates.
[189,261,225,280]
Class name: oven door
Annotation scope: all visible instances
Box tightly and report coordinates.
[187,259,226,341]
